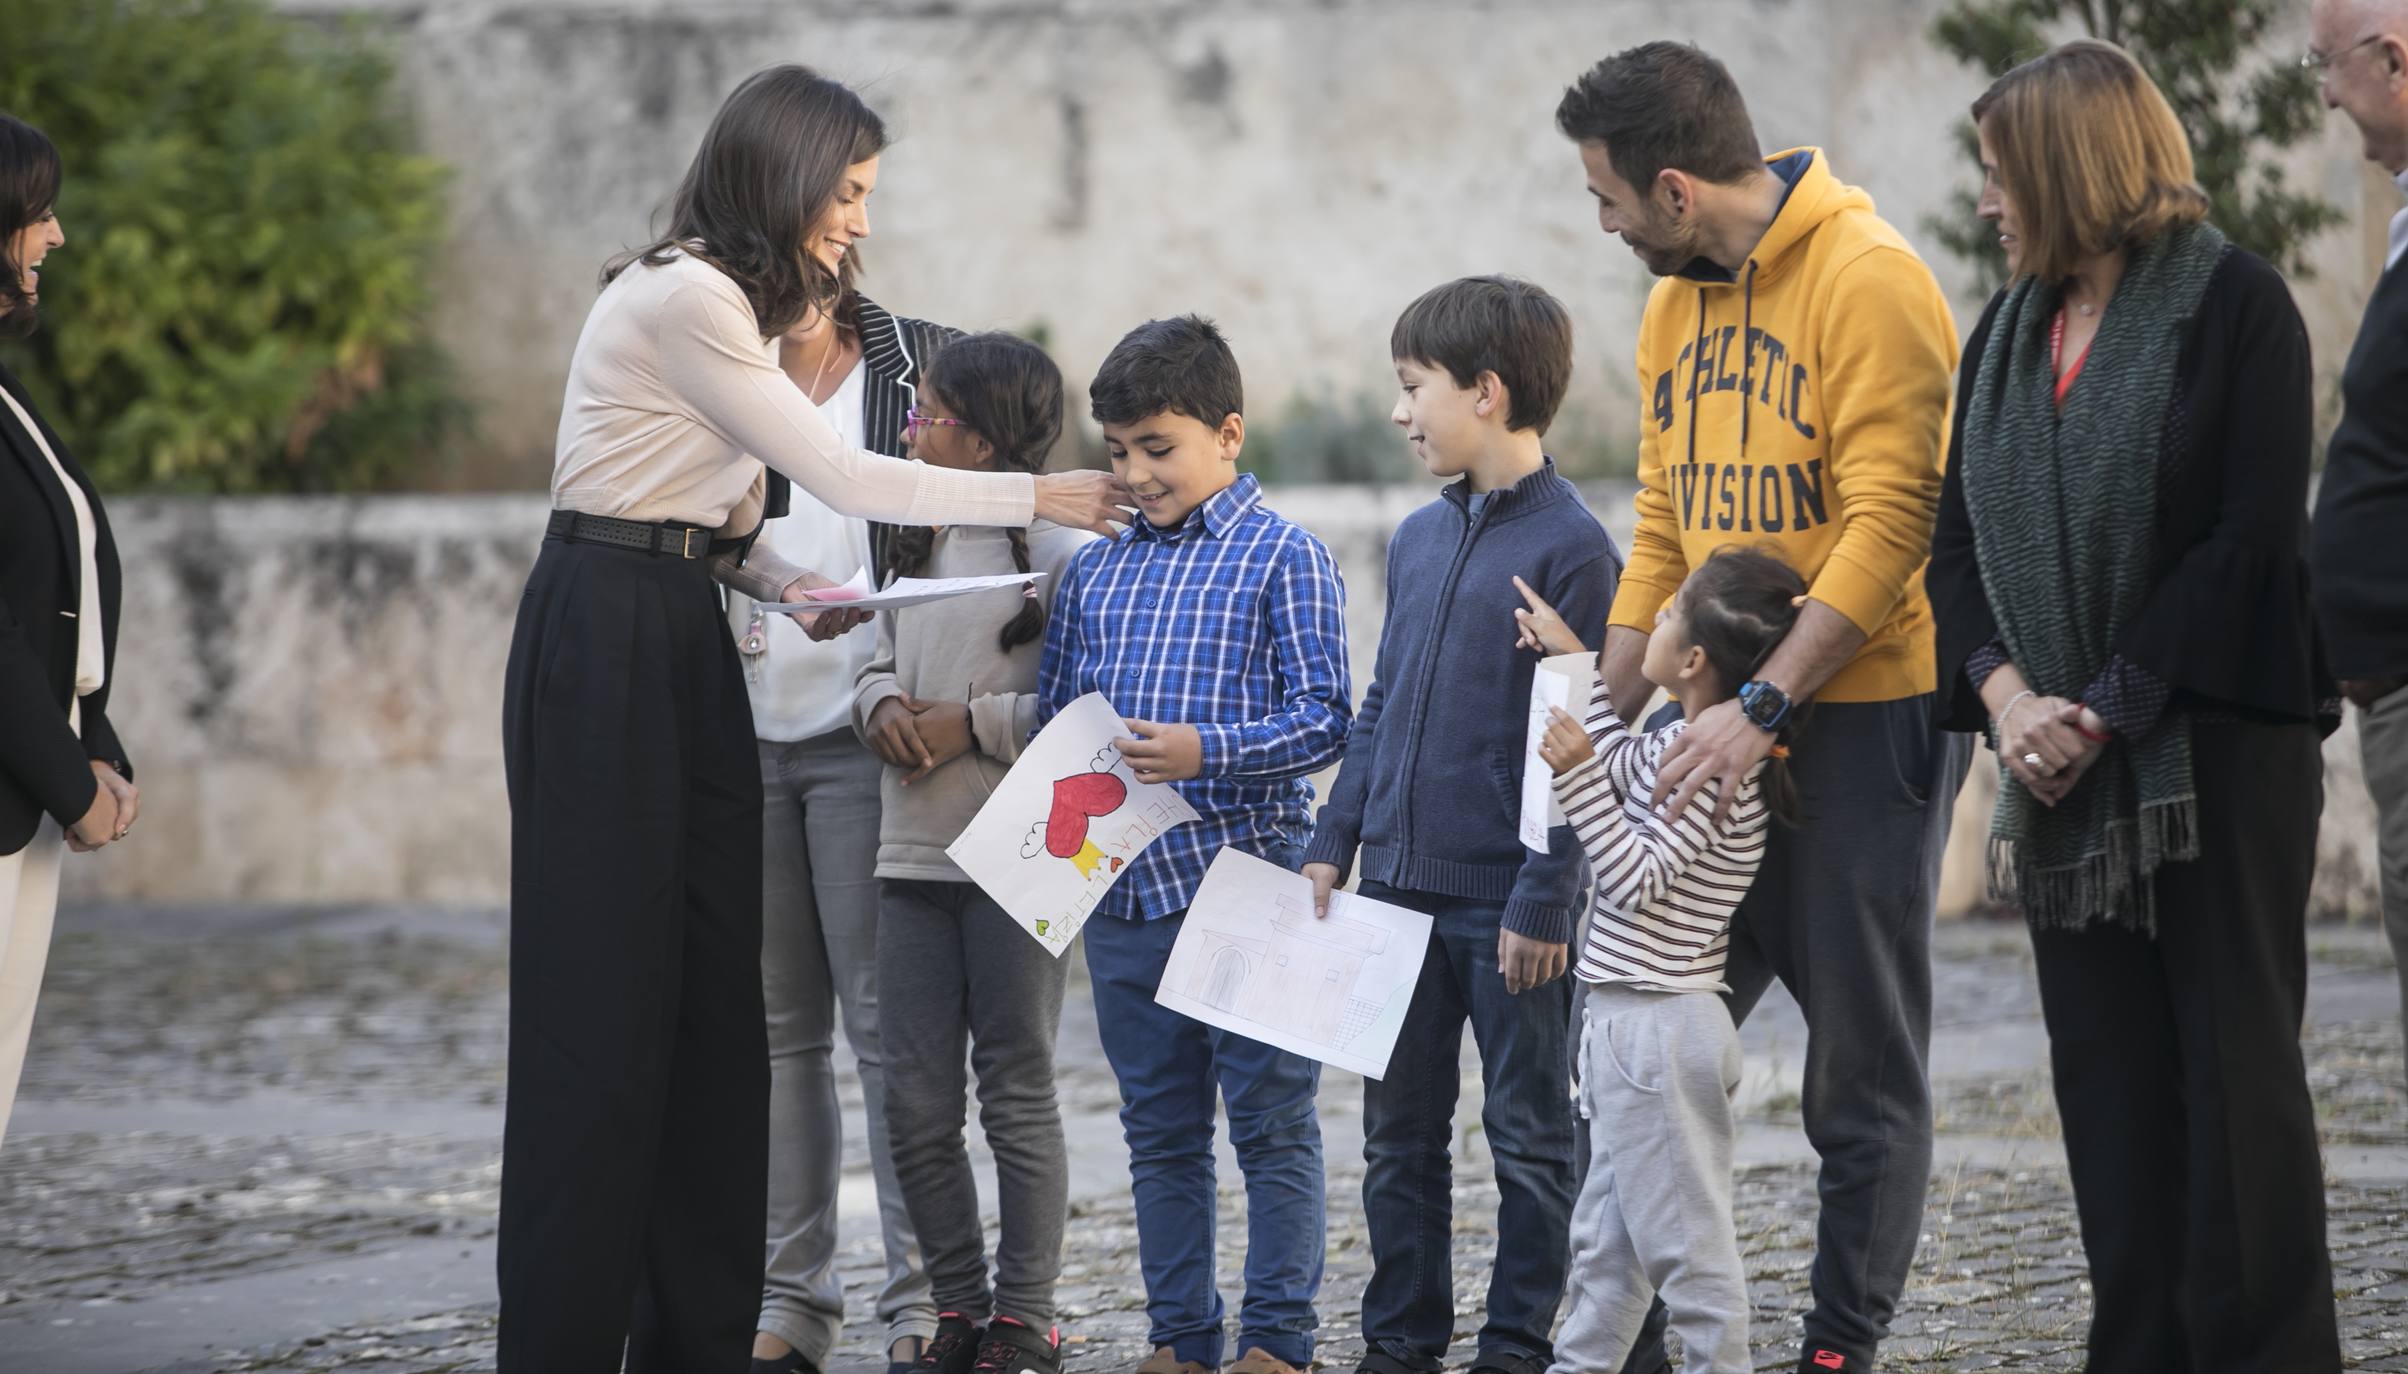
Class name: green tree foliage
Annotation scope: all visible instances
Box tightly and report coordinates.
[1928,0,2342,288]
[0,0,462,491]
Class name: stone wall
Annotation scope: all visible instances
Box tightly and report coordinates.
[61,490,2384,925]
[280,0,2399,488]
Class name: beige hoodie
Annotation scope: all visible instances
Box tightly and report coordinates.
[852,520,1096,881]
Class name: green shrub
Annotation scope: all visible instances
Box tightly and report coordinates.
[0,0,461,491]
[1927,0,2343,288]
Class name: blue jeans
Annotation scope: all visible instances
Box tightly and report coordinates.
[1084,885,1326,1367]
[1357,882,1576,1364]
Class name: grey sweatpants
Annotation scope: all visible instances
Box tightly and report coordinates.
[878,878,1072,1327]
[2362,685,2408,1086]
[759,731,936,1359]
[1553,983,1749,1374]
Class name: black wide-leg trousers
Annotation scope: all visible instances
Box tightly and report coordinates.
[498,533,768,1373]
[2032,718,2341,1374]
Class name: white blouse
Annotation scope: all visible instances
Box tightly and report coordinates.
[0,386,103,702]
[550,251,1034,534]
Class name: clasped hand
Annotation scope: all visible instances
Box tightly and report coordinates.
[1998,696,2109,808]
[70,759,138,853]
[865,693,971,784]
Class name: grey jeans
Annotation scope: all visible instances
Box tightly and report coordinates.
[759,731,936,1359]
[878,878,1072,1327]
[2361,685,2408,1083]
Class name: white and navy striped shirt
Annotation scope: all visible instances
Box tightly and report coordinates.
[1552,680,1770,993]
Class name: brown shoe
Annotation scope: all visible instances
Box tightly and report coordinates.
[1136,1347,1214,1374]
[1226,1349,1304,1374]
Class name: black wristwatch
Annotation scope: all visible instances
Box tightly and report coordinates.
[1737,679,1793,733]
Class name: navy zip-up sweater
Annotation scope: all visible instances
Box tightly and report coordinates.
[1305,459,1622,943]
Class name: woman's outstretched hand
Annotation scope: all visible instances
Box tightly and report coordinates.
[779,571,873,642]
[1035,469,1136,537]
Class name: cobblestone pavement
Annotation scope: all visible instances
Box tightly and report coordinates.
[2,907,2401,1372]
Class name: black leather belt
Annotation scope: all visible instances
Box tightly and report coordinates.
[547,509,712,560]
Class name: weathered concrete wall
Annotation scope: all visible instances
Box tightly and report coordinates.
[277,0,2393,488]
[61,491,2385,926]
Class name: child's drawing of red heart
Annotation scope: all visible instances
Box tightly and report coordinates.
[1045,771,1128,858]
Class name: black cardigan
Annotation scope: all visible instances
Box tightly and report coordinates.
[0,356,130,856]
[1928,247,2327,735]
[2310,257,2408,681]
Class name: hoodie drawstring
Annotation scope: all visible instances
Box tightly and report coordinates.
[1692,266,1761,463]
[1739,260,1758,457]
[1687,287,1709,467]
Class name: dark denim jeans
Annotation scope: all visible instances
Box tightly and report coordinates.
[1356,882,1577,1365]
[1083,860,1326,1368]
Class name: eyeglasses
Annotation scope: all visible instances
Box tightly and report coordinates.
[2302,32,2385,71]
[904,404,970,438]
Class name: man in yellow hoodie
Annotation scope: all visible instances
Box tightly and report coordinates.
[1550,42,1972,1374]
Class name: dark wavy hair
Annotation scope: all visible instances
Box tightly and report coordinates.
[886,333,1066,653]
[0,113,62,338]
[1555,42,1763,192]
[1679,545,1810,817]
[605,66,885,340]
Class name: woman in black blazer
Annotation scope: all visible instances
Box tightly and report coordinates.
[0,112,138,1152]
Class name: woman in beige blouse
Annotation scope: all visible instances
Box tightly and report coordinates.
[497,66,1130,1373]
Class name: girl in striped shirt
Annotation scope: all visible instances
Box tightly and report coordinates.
[1532,546,1805,1374]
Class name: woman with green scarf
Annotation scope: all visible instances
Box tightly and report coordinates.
[1928,40,2341,1374]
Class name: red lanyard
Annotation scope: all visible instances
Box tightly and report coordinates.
[2049,307,2091,409]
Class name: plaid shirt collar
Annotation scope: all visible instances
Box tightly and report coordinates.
[1125,473,1263,546]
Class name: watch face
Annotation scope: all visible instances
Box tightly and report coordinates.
[1745,686,1785,726]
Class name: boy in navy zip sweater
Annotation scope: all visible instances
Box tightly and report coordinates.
[1303,277,1621,1374]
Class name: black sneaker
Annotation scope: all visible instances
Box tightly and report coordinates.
[911,1314,986,1374]
[1356,1341,1440,1374]
[1466,1349,1549,1374]
[1799,1348,1860,1373]
[971,1314,1063,1374]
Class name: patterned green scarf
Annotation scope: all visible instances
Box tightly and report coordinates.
[1959,224,2226,933]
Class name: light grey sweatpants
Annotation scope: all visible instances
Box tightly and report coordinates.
[1552,982,1749,1374]
[878,878,1071,1327]
[2362,685,2408,1088]
[759,730,937,1360]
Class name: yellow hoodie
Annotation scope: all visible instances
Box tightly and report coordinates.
[1608,148,1958,703]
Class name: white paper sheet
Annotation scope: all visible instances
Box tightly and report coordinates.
[1520,651,1596,850]
[1153,848,1435,1079]
[945,692,1201,957]
[758,567,1046,613]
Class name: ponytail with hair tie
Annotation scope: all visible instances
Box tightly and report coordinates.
[1683,546,1813,819]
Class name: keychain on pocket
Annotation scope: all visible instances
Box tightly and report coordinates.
[740,609,769,683]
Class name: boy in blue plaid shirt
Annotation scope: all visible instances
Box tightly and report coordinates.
[1036,315,1351,1374]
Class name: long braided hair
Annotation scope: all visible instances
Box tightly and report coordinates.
[886,332,1065,652]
